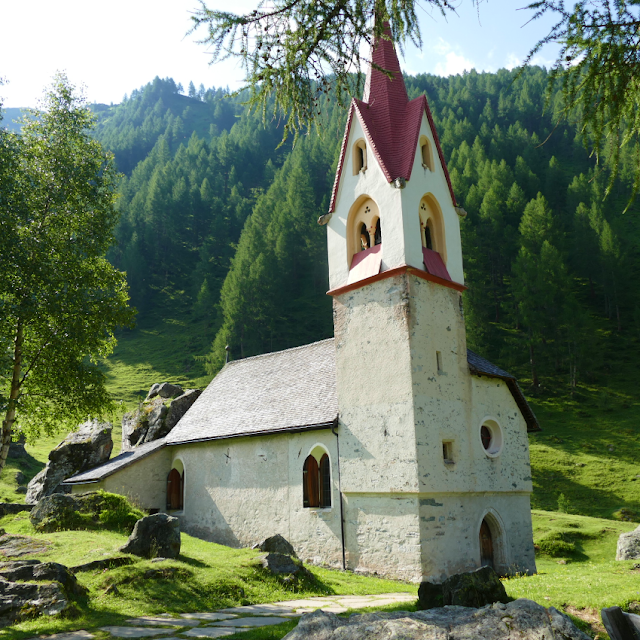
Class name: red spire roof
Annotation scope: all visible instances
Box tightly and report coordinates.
[329,25,457,212]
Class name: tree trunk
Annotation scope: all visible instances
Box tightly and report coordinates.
[529,340,539,389]
[0,322,23,476]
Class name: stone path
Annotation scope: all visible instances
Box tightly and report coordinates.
[28,593,416,640]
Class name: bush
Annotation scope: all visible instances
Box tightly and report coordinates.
[612,508,639,522]
[536,532,576,557]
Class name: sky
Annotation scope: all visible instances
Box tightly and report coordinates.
[0,0,560,109]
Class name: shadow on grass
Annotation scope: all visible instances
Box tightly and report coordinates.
[178,554,210,568]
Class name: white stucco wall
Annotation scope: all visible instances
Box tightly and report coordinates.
[170,430,344,568]
[333,271,536,581]
[327,109,464,290]
[70,447,172,512]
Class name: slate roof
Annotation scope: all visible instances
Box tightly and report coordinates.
[66,341,539,485]
[329,25,456,212]
[467,349,541,432]
[65,438,167,484]
[166,338,339,446]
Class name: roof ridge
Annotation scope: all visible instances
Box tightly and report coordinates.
[226,337,335,366]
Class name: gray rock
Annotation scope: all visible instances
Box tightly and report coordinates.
[157,383,184,399]
[164,389,202,432]
[145,383,162,401]
[257,534,298,558]
[616,525,640,560]
[26,420,113,504]
[121,408,147,451]
[14,471,26,484]
[70,556,134,573]
[417,580,443,609]
[0,579,73,627]
[442,566,508,608]
[120,514,181,559]
[0,533,50,557]
[143,403,169,443]
[0,503,32,517]
[260,552,305,576]
[281,599,590,640]
[7,434,27,459]
[16,486,27,494]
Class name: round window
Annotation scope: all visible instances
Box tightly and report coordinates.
[480,420,503,457]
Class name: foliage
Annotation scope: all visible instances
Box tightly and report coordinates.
[190,0,448,141]
[525,0,640,204]
[0,74,135,476]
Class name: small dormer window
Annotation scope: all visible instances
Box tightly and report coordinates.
[420,135,434,171]
[353,139,367,175]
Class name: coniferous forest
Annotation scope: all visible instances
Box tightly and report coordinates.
[94,69,640,397]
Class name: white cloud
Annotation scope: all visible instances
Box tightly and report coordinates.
[505,53,521,70]
[432,38,476,76]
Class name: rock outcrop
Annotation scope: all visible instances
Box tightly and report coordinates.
[616,525,640,560]
[282,599,590,640]
[25,420,113,504]
[0,560,86,627]
[122,384,201,450]
[418,566,508,610]
[260,553,307,576]
[120,513,181,559]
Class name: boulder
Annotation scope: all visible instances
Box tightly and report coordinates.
[29,491,143,533]
[417,581,443,610]
[281,599,590,640]
[0,579,73,627]
[164,389,202,432]
[0,533,50,557]
[14,471,26,485]
[0,561,86,598]
[142,402,169,443]
[157,382,184,399]
[122,388,202,450]
[145,383,162,401]
[616,525,640,560]
[442,566,508,608]
[260,552,305,576]
[257,534,298,558]
[26,420,113,504]
[120,513,181,559]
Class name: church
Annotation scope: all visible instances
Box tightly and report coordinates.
[66,30,539,583]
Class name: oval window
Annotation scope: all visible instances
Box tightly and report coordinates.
[480,420,503,457]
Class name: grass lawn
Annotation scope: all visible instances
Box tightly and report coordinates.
[1,507,638,639]
[0,510,415,640]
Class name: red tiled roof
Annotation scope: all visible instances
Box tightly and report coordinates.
[329,26,457,213]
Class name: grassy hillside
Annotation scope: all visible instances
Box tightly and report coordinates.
[0,506,637,639]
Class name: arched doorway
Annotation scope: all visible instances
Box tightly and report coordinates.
[479,518,494,568]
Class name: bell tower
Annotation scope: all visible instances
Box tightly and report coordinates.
[323,25,537,582]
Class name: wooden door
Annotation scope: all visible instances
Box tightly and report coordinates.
[480,519,494,568]
[167,468,182,510]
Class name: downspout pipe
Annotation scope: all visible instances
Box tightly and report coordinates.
[332,420,347,571]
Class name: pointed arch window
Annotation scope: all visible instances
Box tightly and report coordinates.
[166,467,184,510]
[419,195,452,282]
[353,139,367,175]
[420,135,434,171]
[303,452,331,508]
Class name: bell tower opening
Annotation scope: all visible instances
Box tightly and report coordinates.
[347,197,381,267]
[419,195,446,263]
